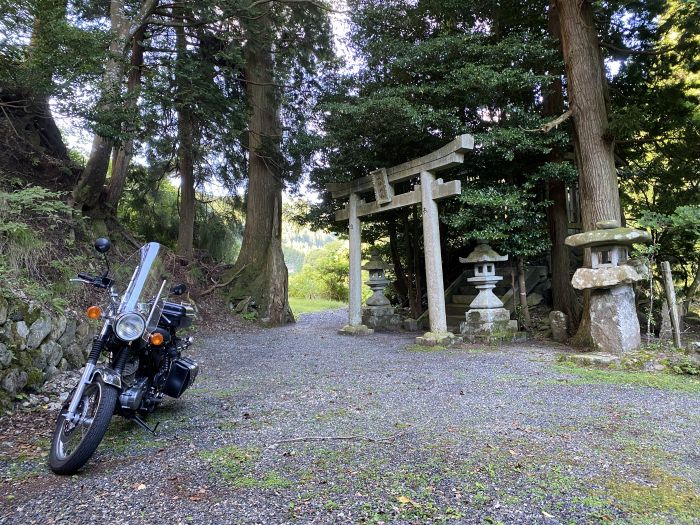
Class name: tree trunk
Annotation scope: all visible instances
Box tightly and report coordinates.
[545,2,582,333]
[388,219,409,306]
[72,0,158,214]
[517,257,531,329]
[173,7,196,261]
[225,11,292,324]
[554,0,623,343]
[106,27,146,213]
[24,0,68,160]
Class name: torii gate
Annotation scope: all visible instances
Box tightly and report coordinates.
[328,134,474,343]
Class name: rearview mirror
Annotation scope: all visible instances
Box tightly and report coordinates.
[94,238,111,254]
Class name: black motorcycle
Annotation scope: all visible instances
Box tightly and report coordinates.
[49,239,199,474]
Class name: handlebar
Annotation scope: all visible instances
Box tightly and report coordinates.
[72,273,114,290]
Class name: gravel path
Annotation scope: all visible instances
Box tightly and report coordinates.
[1,309,700,524]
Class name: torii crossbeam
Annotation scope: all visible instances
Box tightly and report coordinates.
[328,134,474,342]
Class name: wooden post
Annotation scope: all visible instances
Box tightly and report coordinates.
[661,261,682,348]
[420,171,448,334]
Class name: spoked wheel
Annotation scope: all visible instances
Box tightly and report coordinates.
[48,378,118,475]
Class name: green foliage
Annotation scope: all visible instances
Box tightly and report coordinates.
[444,182,550,258]
[289,241,351,302]
[118,174,243,263]
[0,186,71,276]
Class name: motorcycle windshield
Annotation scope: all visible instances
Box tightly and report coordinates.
[118,242,168,334]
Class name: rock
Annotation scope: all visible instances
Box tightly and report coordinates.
[526,293,543,307]
[44,365,60,381]
[565,352,620,367]
[13,321,29,341]
[415,331,457,347]
[26,314,53,349]
[0,296,7,325]
[589,285,642,354]
[338,324,374,336]
[57,318,77,347]
[62,343,85,368]
[51,315,67,342]
[571,265,644,290]
[549,311,568,343]
[37,341,63,370]
[402,318,420,331]
[690,341,700,353]
[0,343,12,368]
[1,369,28,395]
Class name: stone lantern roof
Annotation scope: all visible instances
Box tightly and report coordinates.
[362,249,390,271]
[458,242,508,264]
[565,221,651,249]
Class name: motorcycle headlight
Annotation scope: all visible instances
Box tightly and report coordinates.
[115,313,146,341]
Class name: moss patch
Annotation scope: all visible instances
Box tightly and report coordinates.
[606,468,700,524]
[199,444,291,489]
[553,362,700,393]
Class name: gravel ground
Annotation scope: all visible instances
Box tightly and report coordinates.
[1,309,700,525]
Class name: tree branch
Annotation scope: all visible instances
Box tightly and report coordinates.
[522,109,573,133]
[602,42,671,56]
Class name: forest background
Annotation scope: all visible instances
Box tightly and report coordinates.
[0,0,698,335]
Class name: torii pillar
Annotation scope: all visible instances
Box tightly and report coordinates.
[329,134,474,344]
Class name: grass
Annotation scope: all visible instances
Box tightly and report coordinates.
[554,362,700,393]
[606,468,700,524]
[289,297,347,316]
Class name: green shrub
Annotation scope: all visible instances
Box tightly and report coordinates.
[289,241,350,302]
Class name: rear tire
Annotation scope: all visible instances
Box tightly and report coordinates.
[48,378,118,475]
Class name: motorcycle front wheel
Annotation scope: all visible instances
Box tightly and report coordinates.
[48,378,118,474]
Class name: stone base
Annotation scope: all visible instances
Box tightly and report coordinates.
[460,307,519,343]
[362,306,402,331]
[590,285,641,354]
[415,331,456,347]
[338,324,374,336]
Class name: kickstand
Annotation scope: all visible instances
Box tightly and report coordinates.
[130,414,159,436]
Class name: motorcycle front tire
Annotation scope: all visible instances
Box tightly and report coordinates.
[48,378,118,475]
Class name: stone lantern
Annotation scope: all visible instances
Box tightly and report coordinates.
[361,249,401,330]
[458,242,518,342]
[363,249,391,306]
[566,220,651,353]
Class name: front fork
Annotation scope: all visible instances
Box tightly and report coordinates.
[65,323,110,423]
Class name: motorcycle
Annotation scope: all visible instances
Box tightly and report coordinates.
[48,239,199,474]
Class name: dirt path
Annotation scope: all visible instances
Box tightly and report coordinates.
[1,310,699,524]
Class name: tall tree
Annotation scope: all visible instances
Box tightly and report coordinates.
[553,0,623,341]
[72,0,158,214]
[226,9,291,323]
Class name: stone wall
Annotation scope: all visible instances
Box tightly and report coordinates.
[0,293,95,409]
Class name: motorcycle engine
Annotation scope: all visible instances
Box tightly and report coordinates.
[119,377,149,410]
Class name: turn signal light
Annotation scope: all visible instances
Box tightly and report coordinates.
[86,306,102,320]
[150,332,164,346]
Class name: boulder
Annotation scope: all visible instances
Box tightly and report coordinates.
[13,321,29,342]
[38,341,63,370]
[0,295,8,325]
[0,343,12,368]
[50,314,67,342]
[1,369,28,395]
[62,343,85,368]
[26,314,53,349]
[57,318,77,347]
[549,311,568,343]
[589,285,641,354]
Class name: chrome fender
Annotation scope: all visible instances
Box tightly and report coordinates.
[90,367,122,390]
